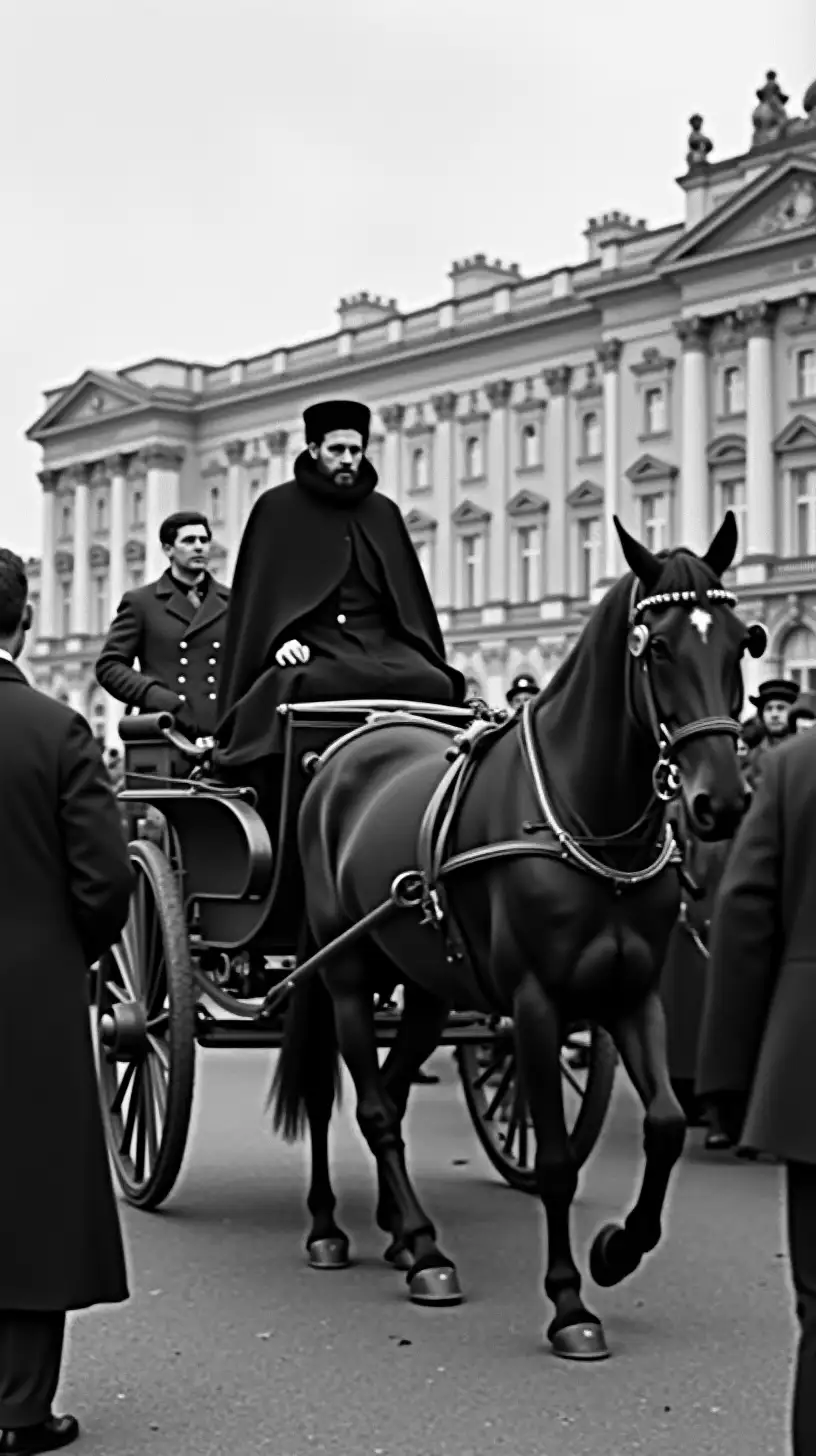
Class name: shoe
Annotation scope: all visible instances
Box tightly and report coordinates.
[0,1415,80,1453]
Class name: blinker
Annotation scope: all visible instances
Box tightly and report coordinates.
[628,624,649,659]
[746,622,768,659]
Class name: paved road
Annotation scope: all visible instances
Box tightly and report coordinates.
[59,1050,795,1456]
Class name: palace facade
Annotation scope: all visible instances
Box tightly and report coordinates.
[22,67,816,745]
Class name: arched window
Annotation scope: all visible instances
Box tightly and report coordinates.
[464,435,483,479]
[783,625,816,693]
[520,423,539,469]
[412,448,429,491]
[581,412,601,458]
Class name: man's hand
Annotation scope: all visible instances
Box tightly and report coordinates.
[275,639,311,667]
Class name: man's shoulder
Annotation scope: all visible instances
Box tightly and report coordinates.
[3,678,85,740]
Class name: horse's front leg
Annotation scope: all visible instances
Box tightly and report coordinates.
[514,973,608,1360]
[589,988,686,1288]
[376,979,452,1271]
[332,977,463,1306]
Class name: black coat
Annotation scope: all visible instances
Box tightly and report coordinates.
[215,472,466,768]
[95,570,231,739]
[697,732,816,1162]
[0,657,134,1309]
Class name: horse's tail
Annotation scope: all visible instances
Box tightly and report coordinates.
[268,968,341,1142]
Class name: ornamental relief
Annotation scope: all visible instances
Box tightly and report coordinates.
[124,539,146,564]
[89,544,110,569]
[54,550,74,575]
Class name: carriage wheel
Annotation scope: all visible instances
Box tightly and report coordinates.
[96,839,196,1210]
[456,1023,617,1193]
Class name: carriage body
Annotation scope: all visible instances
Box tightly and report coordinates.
[95,701,616,1209]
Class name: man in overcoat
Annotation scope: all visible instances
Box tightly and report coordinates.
[743,677,798,790]
[95,510,230,743]
[697,729,816,1454]
[0,550,134,1453]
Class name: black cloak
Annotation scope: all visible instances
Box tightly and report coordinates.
[215,455,466,767]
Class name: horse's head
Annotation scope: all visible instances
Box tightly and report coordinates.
[614,511,764,841]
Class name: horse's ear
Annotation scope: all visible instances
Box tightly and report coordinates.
[702,510,738,579]
[613,515,662,591]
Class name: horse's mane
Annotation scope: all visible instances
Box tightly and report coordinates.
[539,547,724,710]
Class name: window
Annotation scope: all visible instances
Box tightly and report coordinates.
[95,494,108,532]
[577,517,601,597]
[60,500,72,537]
[520,422,540,469]
[411,448,429,491]
[209,486,223,523]
[93,576,109,635]
[793,468,816,555]
[413,538,433,589]
[131,489,144,526]
[581,412,601,458]
[796,349,816,400]
[461,533,483,608]
[644,387,666,435]
[783,626,816,692]
[464,435,483,479]
[639,494,668,553]
[517,524,541,602]
[722,366,745,416]
[717,477,746,558]
[60,581,71,638]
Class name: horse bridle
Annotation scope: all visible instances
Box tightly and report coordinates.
[626,580,766,802]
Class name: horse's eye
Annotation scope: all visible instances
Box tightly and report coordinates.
[651,638,672,661]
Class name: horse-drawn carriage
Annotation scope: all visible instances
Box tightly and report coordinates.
[94,698,617,1212]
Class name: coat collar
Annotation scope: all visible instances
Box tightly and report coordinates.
[0,656,28,686]
[153,569,229,636]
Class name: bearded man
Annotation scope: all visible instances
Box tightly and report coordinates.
[215,398,466,827]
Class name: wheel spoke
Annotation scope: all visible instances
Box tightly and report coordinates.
[109,1058,137,1117]
[133,1071,147,1185]
[560,1060,586,1098]
[484,1060,516,1121]
[119,1068,140,1158]
[141,1061,160,1172]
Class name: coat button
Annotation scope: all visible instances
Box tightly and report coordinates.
[337,613,347,624]
[207,675,215,683]
[209,692,217,700]
[213,641,221,648]
[208,657,216,666]
[179,693,187,701]
[180,640,188,649]
[180,657,188,665]
[178,675,186,684]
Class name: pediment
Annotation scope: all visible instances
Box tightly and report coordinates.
[452,498,491,526]
[566,480,603,509]
[706,433,746,465]
[774,412,816,454]
[26,369,153,440]
[657,158,816,270]
[403,508,437,532]
[507,488,548,517]
[625,453,678,484]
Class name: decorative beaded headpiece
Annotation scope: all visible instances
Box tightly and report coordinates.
[633,587,737,618]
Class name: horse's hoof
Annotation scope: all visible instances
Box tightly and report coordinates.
[308,1237,351,1270]
[408,1264,464,1306]
[384,1240,413,1272]
[550,1322,609,1361]
[589,1222,638,1288]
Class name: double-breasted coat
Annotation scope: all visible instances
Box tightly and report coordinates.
[0,657,134,1309]
[697,731,816,1162]
[95,570,231,739]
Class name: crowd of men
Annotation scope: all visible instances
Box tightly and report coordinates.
[1,396,814,1453]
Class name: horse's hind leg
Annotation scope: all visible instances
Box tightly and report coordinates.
[514,973,608,1360]
[331,968,463,1306]
[303,1059,351,1271]
[375,977,452,1271]
[589,989,686,1289]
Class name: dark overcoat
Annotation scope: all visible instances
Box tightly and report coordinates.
[696,731,816,1162]
[0,658,134,1309]
[95,570,231,739]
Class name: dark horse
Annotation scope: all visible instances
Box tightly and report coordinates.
[270,512,765,1358]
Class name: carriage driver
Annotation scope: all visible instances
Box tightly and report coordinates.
[95,511,231,745]
[214,398,467,824]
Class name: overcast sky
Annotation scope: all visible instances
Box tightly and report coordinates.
[0,0,812,559]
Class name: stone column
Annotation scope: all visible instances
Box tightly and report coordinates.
[265,430,289,491]
[739,301,777,560]
[224,439,246,577]
[675,317,711,554]
[485,379,513,605]
[380,404,405,505]
[143,446,184,579]
[598,339,623,580]
[105,453,129,612]
[542,366,572,597]
[431,393,457,611]
[70,465,91,636]
[36,469,58,638]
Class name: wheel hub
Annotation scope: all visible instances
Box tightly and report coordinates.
[99,1002,148,1060]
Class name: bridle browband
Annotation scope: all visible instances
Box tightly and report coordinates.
[627,580,743,801]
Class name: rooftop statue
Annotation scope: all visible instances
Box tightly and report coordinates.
[686,114,713,168]
[751,70,790,147]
